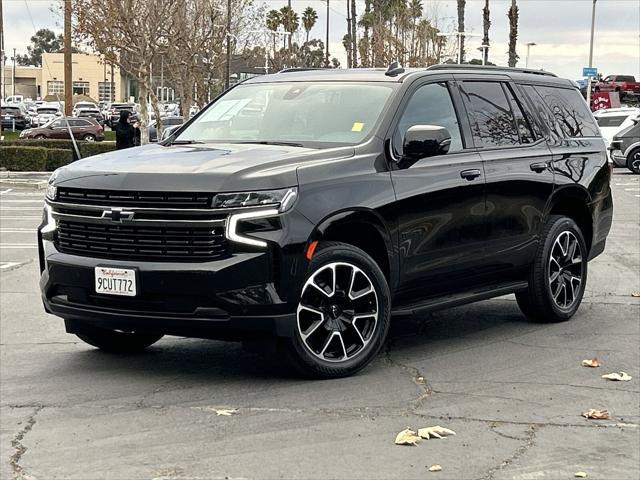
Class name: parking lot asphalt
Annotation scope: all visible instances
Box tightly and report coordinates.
[1,171,638,480]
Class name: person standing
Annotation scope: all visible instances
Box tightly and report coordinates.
[114,110,136,149]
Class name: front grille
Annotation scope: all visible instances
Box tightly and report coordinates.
[57,187,213,209]
[56,220,227,262]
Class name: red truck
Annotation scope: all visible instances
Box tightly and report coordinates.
[594,75,640,98]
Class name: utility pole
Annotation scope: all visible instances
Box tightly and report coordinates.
[12,47,15,96]
[346,1,352,68]
[587,0,597,108]
[225,0,231,89]
[525,42,536,68]
[324,0,329,67]
[0,0,3,137]
[110,63,114,102]
[63,0,72,116]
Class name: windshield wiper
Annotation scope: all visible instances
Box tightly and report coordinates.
[234,141,305,148]
[169,139,204,145]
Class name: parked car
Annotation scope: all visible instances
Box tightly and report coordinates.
[21,117,104,141]
[1,105,28,130]
[593,107,640,149]
[32,105,62,127]
[4,95,24,104]
[160,124,182,142]
[72,101,98,117]
[106,103,136,127]
[76,108,105,126]
[609,115,640,174]
[39,65,612,378]
[149,116,184,142]
[594,75,640,99]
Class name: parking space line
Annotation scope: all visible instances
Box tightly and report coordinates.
[0,262,21,270]
[0,216,42,220]
[0,207,44,211]
[0,189,13,195]
[0,228,36,232]
[0,244,38,249]
[0,200,45,203]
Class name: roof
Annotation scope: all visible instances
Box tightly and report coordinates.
[242,64,574,86]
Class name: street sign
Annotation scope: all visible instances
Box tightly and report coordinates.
[583,67,598,78]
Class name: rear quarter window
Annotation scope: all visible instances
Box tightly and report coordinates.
[534,86,599,138]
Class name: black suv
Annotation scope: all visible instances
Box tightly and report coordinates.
[39,65,613,378]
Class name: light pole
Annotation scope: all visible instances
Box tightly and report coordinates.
[225,0,231,90]
[525,42,536,68]
[12,47,16,96]
[477,44,489,65]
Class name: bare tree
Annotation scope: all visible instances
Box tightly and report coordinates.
[74,0,177,144]
[457,0,466,63]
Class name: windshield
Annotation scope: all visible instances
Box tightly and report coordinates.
[175,82,395,147]
[37,108,58,114]
[1,107,20,115]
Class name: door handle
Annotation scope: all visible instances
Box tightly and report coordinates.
[530,162,548,173]
[460,169,482,180]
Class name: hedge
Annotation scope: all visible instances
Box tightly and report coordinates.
[0,146,48,171]
[46,148,75,171]
[0,139,116,161]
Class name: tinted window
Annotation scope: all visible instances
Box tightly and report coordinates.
[503,84,536,143]
[615,76,635,82]
[395,82,463,154]
[462,82,519,147]
[596,116,629,127]
[534,86,599,137]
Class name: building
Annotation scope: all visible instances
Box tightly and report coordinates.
[1,65,42,100]
[41,52,128,102]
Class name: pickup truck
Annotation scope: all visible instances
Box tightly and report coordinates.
[594,75,640,98]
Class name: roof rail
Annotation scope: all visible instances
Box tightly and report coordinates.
[426,64,557,77]
[278,67,326,73]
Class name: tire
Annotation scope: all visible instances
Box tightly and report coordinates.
[76,326,163,352]
[284,241,391,378]
[35,134,45,139]
[516,215,588,323]
[83,134,96,142]
[626,147,640,174]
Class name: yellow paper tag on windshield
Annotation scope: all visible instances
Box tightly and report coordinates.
[352,122,364,132]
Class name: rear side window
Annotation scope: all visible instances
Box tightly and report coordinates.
[503,84,537,144]
[596,116,629,128]
[534,86,599,138]
[461,81,520,148]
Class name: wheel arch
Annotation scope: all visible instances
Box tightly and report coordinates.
[308,208,397,291]
[546,186,594,252]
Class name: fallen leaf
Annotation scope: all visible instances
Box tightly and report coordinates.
[574,472,587,478]
[418,425,456,439]
[581,358,600,368]
[395,428,420,446]
[214,408,239,416]
[581,409,610,420]
[428,465,442,472]
[601,372,632,382]
[631,292,640,298]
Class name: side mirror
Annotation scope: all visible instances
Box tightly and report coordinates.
[403,125,452,160]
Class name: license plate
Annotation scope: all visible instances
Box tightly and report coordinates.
[95,267,137,296]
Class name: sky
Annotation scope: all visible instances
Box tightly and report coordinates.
[3,0,639,80]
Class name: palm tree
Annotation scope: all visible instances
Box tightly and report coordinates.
[508,0,519,67]
[266,9,282,58]
[301,6,318,45]
[408,0,423,64]
[457,0,466,63]
[280,6,299,51]
[482,0,490,65]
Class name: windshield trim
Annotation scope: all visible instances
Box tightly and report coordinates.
[171,81,399,150]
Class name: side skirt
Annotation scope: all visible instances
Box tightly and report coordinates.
[391,281,529,318]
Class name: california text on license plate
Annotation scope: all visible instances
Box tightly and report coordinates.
[95,267,137,296]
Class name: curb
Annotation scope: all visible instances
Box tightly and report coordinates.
[0,171,51,179]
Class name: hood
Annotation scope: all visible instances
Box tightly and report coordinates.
[53,142,354,192]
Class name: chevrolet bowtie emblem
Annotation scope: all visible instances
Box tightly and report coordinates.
[101,208,135,222]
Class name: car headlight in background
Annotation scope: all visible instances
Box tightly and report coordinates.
[222,187,297,248]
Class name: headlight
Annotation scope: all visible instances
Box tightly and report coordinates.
[222,187,297,248]
[46,170,60,201]
[214,187,297,212]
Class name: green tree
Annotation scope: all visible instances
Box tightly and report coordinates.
[280,5,299,51]
[266,9,282,58]
[457,0,466,63]
[507,0,519,67]
[16,28,73,66]
[301,6,318,44]
[482,0,490,65]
